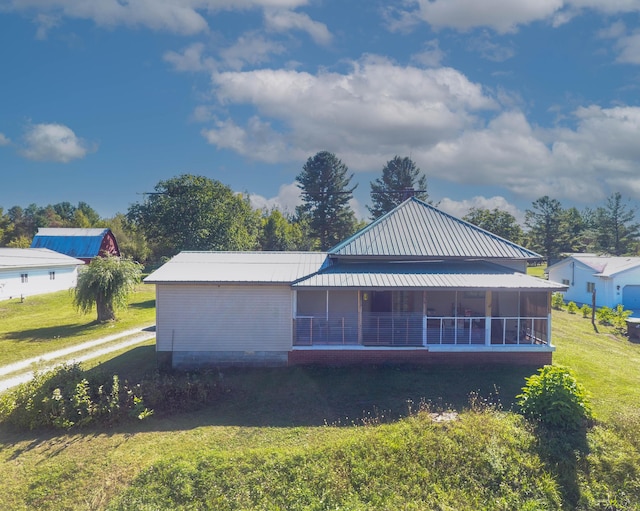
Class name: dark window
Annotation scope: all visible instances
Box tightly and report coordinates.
[21,273,28,283]
[49,271,56,280]
[587,282,595,293]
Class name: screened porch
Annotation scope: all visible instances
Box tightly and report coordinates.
[293,289,551,348]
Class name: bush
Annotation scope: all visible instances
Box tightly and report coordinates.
[596,304,632,333]
[551,292,565,310]
[566,301,578,314]
[516,365,593,430]
[580,304,592,318]
[0,363,150,431]
[0,364,225,431]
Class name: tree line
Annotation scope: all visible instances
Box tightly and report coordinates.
[1,151,639,267]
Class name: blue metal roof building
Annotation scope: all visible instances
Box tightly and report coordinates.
[30,228,120,263]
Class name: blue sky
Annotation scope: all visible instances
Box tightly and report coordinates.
[2,1,640,223]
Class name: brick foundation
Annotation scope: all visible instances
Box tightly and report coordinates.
[288,349,552,367]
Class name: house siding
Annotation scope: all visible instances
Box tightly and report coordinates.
[0,266,79,301]
[155,284,293,355]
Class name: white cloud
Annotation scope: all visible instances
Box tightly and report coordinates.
[264,8,332,45]
[5,0,309,36]
[411,40,445,67]
[219,32,287,70]
[419,105,640,204]
[400,0,640,34]
[21,123,94,162]
[437,196,525,224]
[0,133,10,146]
[410,0,563,34]
[249,181,302,214]
[164,43,216,72]
[204,55,497,167]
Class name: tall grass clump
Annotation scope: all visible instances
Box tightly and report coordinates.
[0,365,225,431]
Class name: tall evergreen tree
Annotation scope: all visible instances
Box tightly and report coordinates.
[524,196,566,264]
[593,192,640,255]
[296,151,358,251]
[368,156,428,219]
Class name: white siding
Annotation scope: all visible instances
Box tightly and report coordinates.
[156,284,293,352]
[0,266,79,301]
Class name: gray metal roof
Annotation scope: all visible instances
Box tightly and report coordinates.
[550,254,640,277]
[144,251,329,284]
[0,248,86,270]
[293,261,566,290]
[329,197,541,260]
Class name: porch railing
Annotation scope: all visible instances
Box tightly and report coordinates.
[293,313,550,347]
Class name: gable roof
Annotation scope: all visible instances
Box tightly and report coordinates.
[328,197,541,260]
[0,248,85,270]
[31,228,115,260]
[551,254,640,277]
[144,252,328,284]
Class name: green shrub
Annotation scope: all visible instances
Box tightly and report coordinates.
[580,304,592,318]
[551,292,565,310]
[596,306,615,326]
[516,365,593,430]
[0,363,150,431]
[566,301,578,314]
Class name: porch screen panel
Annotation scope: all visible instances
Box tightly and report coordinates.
[520,292,548,317]
[328,290,358,344]
[296,290,326,345]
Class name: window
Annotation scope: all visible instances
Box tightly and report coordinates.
[562,279,570,286]
[587,282,596,293]
[20,273,28,283]
[49,271,56,280]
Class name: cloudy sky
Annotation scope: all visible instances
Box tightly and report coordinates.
[1,0,640,222]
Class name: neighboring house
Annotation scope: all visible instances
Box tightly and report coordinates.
[547,254,640,310]
[30,228,120,264]
[0,248,85,301]
[145,198,567,369]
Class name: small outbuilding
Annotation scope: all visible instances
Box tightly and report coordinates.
[547,254,640,310]
[0,248,85,301]
[146,198,567,369]
[30,227,120,264]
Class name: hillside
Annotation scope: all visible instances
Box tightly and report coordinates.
[0,308,639,510]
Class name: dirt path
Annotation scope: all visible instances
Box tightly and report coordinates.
[0,326,155,393]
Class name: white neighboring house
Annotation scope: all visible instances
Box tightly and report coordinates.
[0,248,85,301]
[547,254,640,310]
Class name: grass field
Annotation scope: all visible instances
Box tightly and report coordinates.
[1,297,640,509]
[0,285,156,366]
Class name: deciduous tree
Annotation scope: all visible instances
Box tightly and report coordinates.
[127,174,261,262]
[74,255,142,322]
[463,207,523,243]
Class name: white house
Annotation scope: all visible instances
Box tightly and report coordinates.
[145,198,567,369]
[0,248,85,301]
[547,254,640,310]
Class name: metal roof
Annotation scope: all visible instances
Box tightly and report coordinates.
[0,248,85,270]
[329,197,541,260]
[293,261,566,290]
[31,228,112,260]
[563,255,640,277]
[144,251,329,284]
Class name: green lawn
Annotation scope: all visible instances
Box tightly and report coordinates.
[1,304,639,510]
[0,285,156,366]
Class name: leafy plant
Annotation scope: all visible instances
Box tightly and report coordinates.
[517,365,593,430]
[566,301,578,314]
[551,292,565,310]
[580,304,592,318]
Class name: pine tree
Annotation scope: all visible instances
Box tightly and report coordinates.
[295,151,358,250]
[368,156,428,219]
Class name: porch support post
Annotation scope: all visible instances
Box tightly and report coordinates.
[548,312,552,346]
[326,290,329,321]
[485,290,492,346]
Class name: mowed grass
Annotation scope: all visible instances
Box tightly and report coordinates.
[1,303,640,509]
[0,284,156,366]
